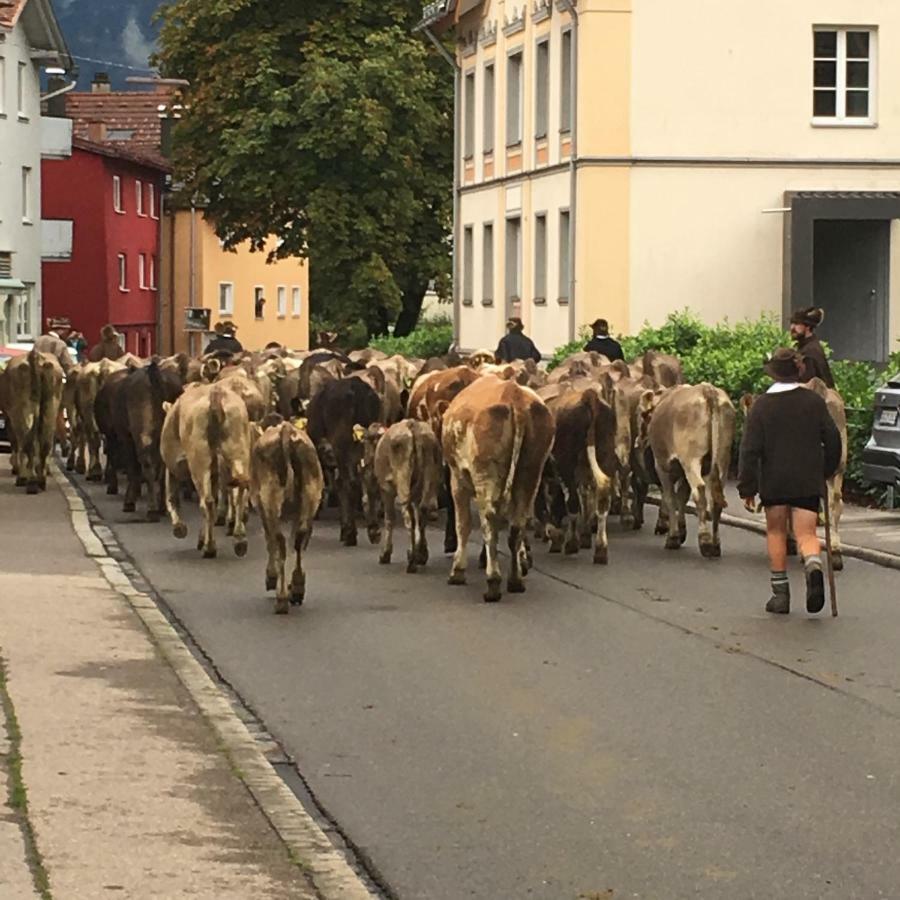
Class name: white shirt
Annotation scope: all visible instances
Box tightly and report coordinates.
[767,382,802,394]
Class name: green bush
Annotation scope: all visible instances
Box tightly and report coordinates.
[370,317,453,359]
[546,326,592,371]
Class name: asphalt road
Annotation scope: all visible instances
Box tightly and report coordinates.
[55,470,900,899]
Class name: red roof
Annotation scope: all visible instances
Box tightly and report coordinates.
[0,0,25,29]
[71,135,171,173]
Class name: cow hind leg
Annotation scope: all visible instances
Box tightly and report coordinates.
[594,484,612,566]
[442,466,457,554]
[379,488,396,565]
[231,485,249,557]
[414,505,429,567]
[403,504,419,574]
[685,463,716,558]
[829,475,844,571]
[658,468,682,550]
[507,525,526,594]
[197,472,217,558]
[481,508,503,602]
[447,473,472,586]
[166,469,188,539]
[290,526,309,607]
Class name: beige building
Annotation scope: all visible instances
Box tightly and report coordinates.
[424,0,900,362]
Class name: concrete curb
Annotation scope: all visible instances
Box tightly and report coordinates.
[50,464,375,900]
[645,495,900,572]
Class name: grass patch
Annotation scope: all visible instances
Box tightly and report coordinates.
[0,656,53,899]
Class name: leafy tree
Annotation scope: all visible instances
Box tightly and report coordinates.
[155,0,452,340]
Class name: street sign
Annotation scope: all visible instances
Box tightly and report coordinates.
[185,307,211,331]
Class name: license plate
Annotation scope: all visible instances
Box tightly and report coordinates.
[879,408,899,426]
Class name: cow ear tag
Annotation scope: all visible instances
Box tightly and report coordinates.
[293,417,309,431]
[352,424,367,442]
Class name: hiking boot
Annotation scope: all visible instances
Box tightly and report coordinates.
[806,566,826,614]
[765,592,790,614]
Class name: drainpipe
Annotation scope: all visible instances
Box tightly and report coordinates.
[559,0,578,342]
[40,78,77,104]
[189,200,197,357]
[419,23,461,347]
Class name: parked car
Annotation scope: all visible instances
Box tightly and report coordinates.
[862,369,900,491]
[0,345,28,452]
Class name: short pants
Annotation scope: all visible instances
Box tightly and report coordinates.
[761,496,821,513]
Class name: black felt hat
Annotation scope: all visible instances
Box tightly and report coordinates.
[764,347,803,382]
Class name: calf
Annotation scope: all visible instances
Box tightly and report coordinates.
[251,419,324,613]
[647,383,735,557]
[443,375,555,601]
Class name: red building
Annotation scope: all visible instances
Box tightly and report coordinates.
[41,136,168,355]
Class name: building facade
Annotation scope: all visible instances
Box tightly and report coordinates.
[160,209,310,356]
[41,139,168,355]
[427,0,900,362]
[0,0,71,345]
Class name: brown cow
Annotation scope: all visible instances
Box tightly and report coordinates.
[75,358,126,481]
[162,382,252,558]
[362,419,443,572]
[442,376,555,601]
[61,364,82,472]
[4,349,64,493]
[251,418,324,613]
[646,383,735,557]
[634,351,684,388]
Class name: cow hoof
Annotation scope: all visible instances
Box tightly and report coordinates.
[66,460,75,472]
[290,593,304,607]
[507,579,526,594]
[26,482,39,495]
[234,539,248,558]
[343,532,358,547]
[379,552,392,565]
[621,514,635,530]
[123,501,136,513]
[664,536,681,550]
[832,553,843,572]
[483,581,502,602]
[406,561,418,574]
[75,462,86,475]
[265,574,277,591]
[147,509,160,523]
[416,548,429,566]
[196,536,205,551]
[699,542,718,559]
[203,547,217,559]
[275,599,289,615]
[367,527,381,545]
[15,477,27,488]
[593,547,609,565]
[173,523,188,539]
[654,523,668,536]
[444,539,458,554]
[86,472,101,483]
[447,571,466,586]
[216,513,227,528]
[579,535,592,550]
[564,540,579,555]
[711,542,722,559]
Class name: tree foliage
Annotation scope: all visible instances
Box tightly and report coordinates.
[155,0,452,339]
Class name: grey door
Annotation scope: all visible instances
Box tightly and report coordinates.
[813,219,889,362]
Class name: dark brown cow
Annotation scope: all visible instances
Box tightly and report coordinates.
[442,376,555,601]
[75,358,126,481]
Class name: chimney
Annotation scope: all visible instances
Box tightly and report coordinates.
[87,120,107,142]
[46,75,68,117]
[91,71,111,93]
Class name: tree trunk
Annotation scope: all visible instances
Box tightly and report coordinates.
[393,282,428,338]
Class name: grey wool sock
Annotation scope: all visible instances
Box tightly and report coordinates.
[770,570,789,593]
[804,555,824,573]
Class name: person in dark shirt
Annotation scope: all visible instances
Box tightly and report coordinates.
[737,348,842,615]
[790,306,835,389]
[583,319,624,361]
[204,321,243,356]
[495,317,541,364]
[88,324,125,362]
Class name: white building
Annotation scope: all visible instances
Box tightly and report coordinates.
[0,0,72,345]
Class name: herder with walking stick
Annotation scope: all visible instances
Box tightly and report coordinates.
[737,348,843,615]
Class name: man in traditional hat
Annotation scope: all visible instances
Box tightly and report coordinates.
[34,325,75,374]
[204,321,243,355]
[737,348,842,615]
[790,306,834,388]
[583,318,624,361]
[88,324,125,362]
[495,317,541,364]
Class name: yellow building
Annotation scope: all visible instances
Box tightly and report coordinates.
[425,0,900,362]
[160,207,309,356]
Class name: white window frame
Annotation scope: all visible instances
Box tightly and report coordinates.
[483,62,495,155]
[505,215,522,307]
[15,288,33,340]
[291,286,302,317]
[113,175,123,213]
[535,38,550,140]
[560,28,573,134]
[136,180,145,216]
[463,69,476,159]
[149,183,157,219]
[218,282,234,315]
[534,212,548,303]
[482,221,494,306]
[17,61,27,119]
[21,166,32,223]
[276,284,287,317]
[138,252,147,289]
[462,225,474,306]
[559,209,571,304]
[0,57,6,117]
[254,285,265,319]
[506,49,523,147]
[812,26,877,127]
[118,253,128,292]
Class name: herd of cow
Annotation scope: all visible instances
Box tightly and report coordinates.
[0,341,848,610]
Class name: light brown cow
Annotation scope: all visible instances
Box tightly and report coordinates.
[61,364,81,472]
[362,419,443,572]
[162,383,252,558]
[442,375,555,601]
[251,419,324,614]
[633,351,684,388]
[4,349,64,493]
[75,358,126,481]
[646,383,735,557]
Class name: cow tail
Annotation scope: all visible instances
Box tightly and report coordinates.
[585,391,611,496]
[27,349,43,452]
[391,429,416,506]
[503,405,525,504]
[704,384,723,489]
[281,421,297,487]
[207,385,226,452]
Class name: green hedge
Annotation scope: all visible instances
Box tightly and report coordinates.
[370,317,453,359]
[551,310,900,503]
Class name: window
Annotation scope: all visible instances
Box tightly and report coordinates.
[482,223,494,306]
[118,254,128,291]
[464,70,476,158]
[506,51,523,146]
[21,167,31,222]
[560,29,573,133]
[15,288,32,340]
[136,180,144,215]
[483,63,495,154]
[254,286,265,319]
[534,213,547,303]
[558,210,571,303]
[535,40,550,139]
[17,62,26,118]
[149,255,157,289]
[138,253,147,288]
[0,57,6,116]
[277,285,287,317]
[149,184,157,218]
[113,175,123,212]
[291,286,302,317]
[813,27,875,123]
[218,282,234,314]
[505,216,522,306]
[462,225,474,305]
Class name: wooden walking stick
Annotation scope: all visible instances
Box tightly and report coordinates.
[822,488,838,617]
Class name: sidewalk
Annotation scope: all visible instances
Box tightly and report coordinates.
[0,465,321,898]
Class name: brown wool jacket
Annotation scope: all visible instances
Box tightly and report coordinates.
[737,387,842,502]
[797,334,835,389]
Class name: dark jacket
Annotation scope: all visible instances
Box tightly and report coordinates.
[796,334,835,389]
[496,331,541,364]
[737,387,842,502]
[584,335,624,361]
[204,335,243,355]
[88,339,125,362]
